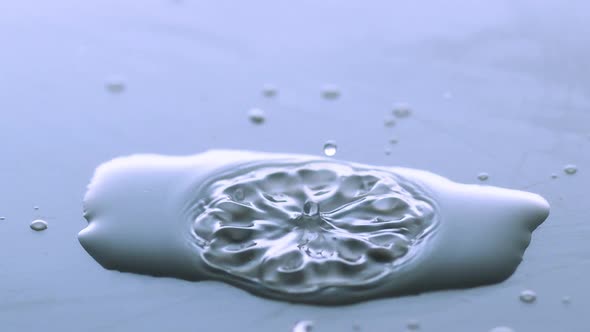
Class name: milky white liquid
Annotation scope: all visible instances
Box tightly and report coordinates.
[79,150,549,304]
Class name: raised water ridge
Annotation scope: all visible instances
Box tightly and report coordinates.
[79,150,550,304]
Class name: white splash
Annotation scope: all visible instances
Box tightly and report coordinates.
[79,150,549,304]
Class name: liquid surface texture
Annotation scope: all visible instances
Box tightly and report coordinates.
[79,150,550,304]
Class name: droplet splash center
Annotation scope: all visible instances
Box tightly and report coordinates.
[79,150,549,305]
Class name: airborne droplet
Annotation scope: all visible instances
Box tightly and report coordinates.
[30,219,48,231]
[563,164,577,175]
[262,84,278,98]
[383,115,396,127]
[248,108,266,124]
[105,77,126,94]
[321,85,340,100]
[407,319,420,330]
[519,289,537,303]
[477,172,489,181]
[392,102,412,118]
[292,320,314,332]
[323,141,337,157]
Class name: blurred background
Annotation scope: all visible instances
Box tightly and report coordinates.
[0,1,588,331]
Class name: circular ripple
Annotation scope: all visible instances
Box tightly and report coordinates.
[190,162,437,294]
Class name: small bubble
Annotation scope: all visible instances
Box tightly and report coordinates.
[519,289,537,303]
[248,108,266,124]
[384,147,392,156]
[0,216,5,221]
[105,77,126,94]
[389,137,398,145]
[383,115,396,127]
[352,323,361,331]
[477,172,489,181]
[323,141,337,157]
[392,102,412,118]
[550,173,558,179]
[262,84,278,98]
[563,164,577,175]
[30,219,48,231]
[562,296,571,304]
[33,206,39,210]
[292,320,314,332]
[321,85,340,100]
[407,319,420,330]
[489,327,514,332]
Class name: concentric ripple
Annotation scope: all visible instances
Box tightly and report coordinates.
[79,150,550,304]
[190,162,437,293]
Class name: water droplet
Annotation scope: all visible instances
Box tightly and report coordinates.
[0,216,5,221]
[292,320,314,332]
[321,85,340,100]
[352,323,361,331]
[563,164,577,175]
[477,172,489,181]
[489,327,514,332]
[551,173,558,179]
[389,137,398,145]
[384,147,392,156]
[105,77,126,93]
[519,289,537,303]
[262,84,278,98]
[30,219,48,231]
[248,108,266,124]
[323,141,337,156]
[561,296,571,304]
[407,319,420,330]
[392,103,412,118]
[33,206,39,210]
[383,115,396,127]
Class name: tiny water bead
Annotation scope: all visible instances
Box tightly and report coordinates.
[407,319,420,330]
[384,147,392,156]
[478,172,489,181]
[248,108,266,124]
[321,85,340,100]
[551,173,558,179]
[262,84,278,98]
[34,206,39,210]
[105,77,126,93]
[519,289,537,303]
[0,216,5,221]
[489,327,515,332]
[392,103,412,118]
[389,137,398,145]
[292,320,314,332]
[30,219,48,231]
[563,164,577,175]
[323,141,337,156]
[562,296,571,304]
[383,115,396,127]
